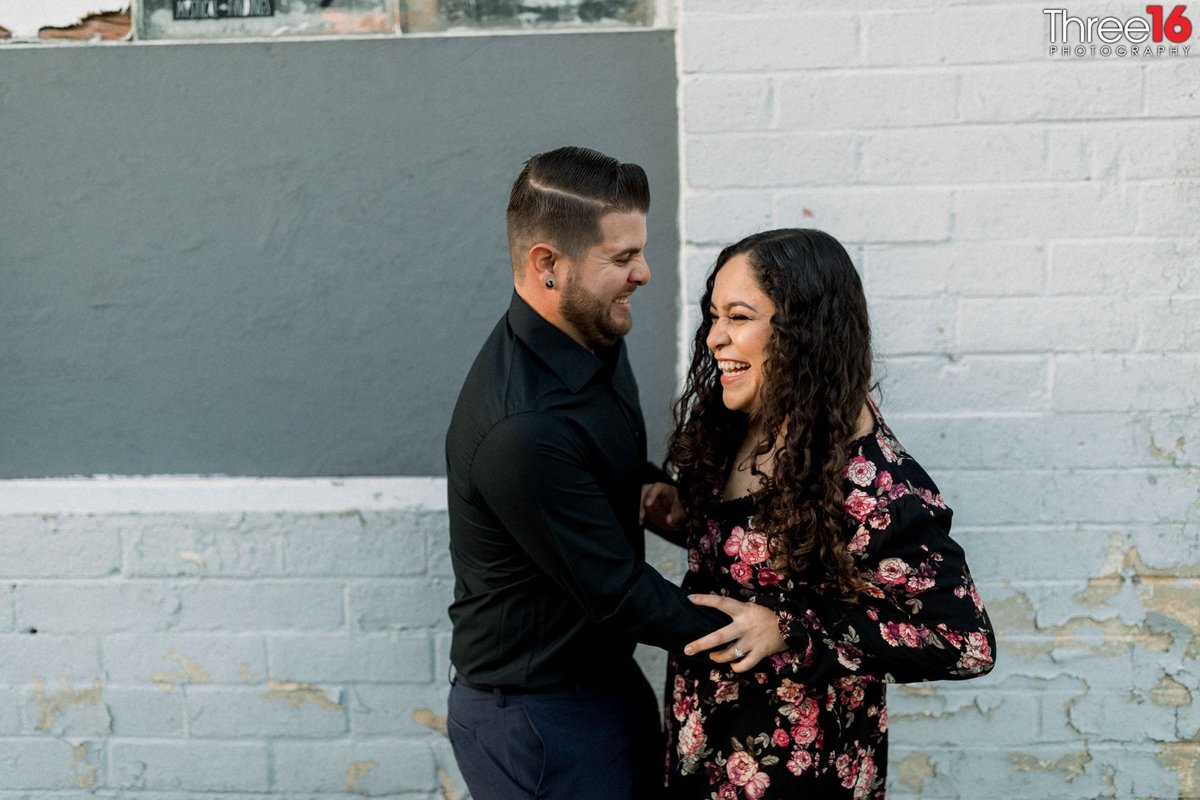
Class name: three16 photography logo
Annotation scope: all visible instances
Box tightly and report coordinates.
[1045,5,1194,56]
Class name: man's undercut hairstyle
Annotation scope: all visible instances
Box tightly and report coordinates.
[506,146,650,277]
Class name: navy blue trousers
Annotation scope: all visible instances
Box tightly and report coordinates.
[447,663,662,800]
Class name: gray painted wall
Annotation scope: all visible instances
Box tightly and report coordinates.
[0,32,680,477]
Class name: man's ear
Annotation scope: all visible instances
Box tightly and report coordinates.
[527,242,561,285]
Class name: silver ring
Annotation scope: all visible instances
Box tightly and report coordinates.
[733,645,745,659]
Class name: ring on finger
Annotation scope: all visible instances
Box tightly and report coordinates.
[733,645,745,659]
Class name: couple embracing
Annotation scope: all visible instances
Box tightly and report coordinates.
[444,146,995,800]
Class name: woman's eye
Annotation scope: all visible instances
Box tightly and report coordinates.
[730,314,748,321]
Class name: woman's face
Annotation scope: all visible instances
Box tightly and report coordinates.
[705,253,776,416]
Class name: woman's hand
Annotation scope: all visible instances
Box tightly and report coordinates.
[640,482,685,530]
[684,594,787,673]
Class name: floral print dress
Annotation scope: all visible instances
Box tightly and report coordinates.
[664,411,995,800]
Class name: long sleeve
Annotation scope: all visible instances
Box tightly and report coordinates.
[472,412,727,651]
[761,490,996,686]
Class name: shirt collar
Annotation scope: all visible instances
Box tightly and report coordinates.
[507,291,613,393]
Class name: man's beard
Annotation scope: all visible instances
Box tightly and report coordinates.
[561,273,630,351]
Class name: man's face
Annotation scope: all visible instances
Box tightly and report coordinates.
[558,211,650,351]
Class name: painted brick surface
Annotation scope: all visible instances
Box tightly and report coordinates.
[679,1,1199,796]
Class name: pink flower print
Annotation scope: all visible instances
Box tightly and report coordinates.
[729,561,753,585]
[687,548,700,573]
[786,749,813,776]
[845,455,877,487]
[771,728,790,748]
[876,557,909,586]
[876,430,898,462]
[741,530,770,564]
[717,784,737,800]
[848,525,871,554]
[907,575,935,593]
[725,751,760,786]
[853,754,878,800]
[757,567,783,586]
[672,680,691,721]
[957,631,993,673]
[791,720,818,746]
[887,482,910,501]
[867,511,891,530]
[844,490,877,522]
[835,642,863,671]
[714,680,739,704]
[776,679,804,705]
[744,770,771,800]
[724,526,748,558]
[677,708,706,757]
[879,705,888,732]
[874,470,893,491]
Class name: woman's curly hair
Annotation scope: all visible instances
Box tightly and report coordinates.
[667,229,873,598]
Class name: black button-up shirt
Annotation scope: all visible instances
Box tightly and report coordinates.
[446,292,726,689]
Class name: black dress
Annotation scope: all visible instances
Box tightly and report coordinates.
[664,411,996,800]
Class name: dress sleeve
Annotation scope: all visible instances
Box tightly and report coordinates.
[471,412,728,650]
[758,493,996,686]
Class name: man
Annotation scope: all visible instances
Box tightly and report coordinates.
[444,146,727,799]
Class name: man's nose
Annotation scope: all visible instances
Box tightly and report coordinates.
[631,259,650,285]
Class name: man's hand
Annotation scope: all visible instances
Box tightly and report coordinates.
[640,482,685,530]
[683,594,787,673]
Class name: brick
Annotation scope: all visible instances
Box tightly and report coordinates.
[0,634,100,683]
[681,14,860,73]
[273,739,434,794]
[16,583,178,634]
[109,741,268,791]
[186,684,347,738]
[687,133,856,188]
[683,246,724,304]
[1145,59,1200,116]
[350,579,454,631]
[350,682,450,737]
[1048,239,1199,295]
[0,516,119,578]
[864,242,1045,298]
[861,126,1047,185]
[0,737,104,790]
[0,688,19,735]
[940,467,1197,525]
[958,297,1136,353]
[685,191,773,246]
[104,686,185,737]
[959,63,1143,122]
[953,527,1129,582]
[19,677,110,736]
[1066,689,1179,742]
[1138,297,1200,351]
[176,581,343,631]
[776,188,952,243]
[865,7,1044,66]
[0,586,11,633]
[122,514,282,577]
[890,691,1040,746]
[1139,182,1200,237]
[269,633,433,683]
[103,633,267,686]
[1053,355,1200,411]
[1048,121,1200,181]
[877,356,1048,413]
[871,297,955,355]
[681,76,773,133]
[282,510,428,577]
[955,184,1137,239]
[777,70,958,130]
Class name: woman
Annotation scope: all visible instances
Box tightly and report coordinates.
[661,229,995,799]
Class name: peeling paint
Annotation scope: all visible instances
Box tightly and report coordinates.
[1139,582,1200,658]
[345,760,377,791]
[0,0,128,38]
[34,677,103,732]
[897,684,938,697]
[992,592,1173,658]
[179,550,206,568]
[151,650,211,692]
[1010,751,1091,781]
[1149,435,1187,465]
[1157,742,1200,798]
[896,752,935,792]
[263,681,341,710]
[438,766,463,800]
[413,707,449,736]
[1151,675,1193,707]
[71,743,98,790]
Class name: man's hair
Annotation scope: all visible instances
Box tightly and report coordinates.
[506,146,650,277]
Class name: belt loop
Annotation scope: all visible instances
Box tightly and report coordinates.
[493,687,507,708]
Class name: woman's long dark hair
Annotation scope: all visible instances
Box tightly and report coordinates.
[667,229,873,597]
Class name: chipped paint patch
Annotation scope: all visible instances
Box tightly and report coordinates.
[1138,581,1200,658]
[438,766,463,800]
[263,681,341,710]
[34,677,103,732]
[1152,675,1193,707]
[897,684,938,698]
[993,590,1173,658]
[72,743,98,790]
[152,650,211,692]
[345,760,377,791]
[179,550,206,568]
[1157,742,1200,798]
[896,752,935,792]
[414,707,448,736]
[1149,435,1187,465]
[1010,751,1091,781]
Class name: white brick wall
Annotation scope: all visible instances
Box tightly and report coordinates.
[678,1,1198,796]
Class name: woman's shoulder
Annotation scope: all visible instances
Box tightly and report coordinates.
[845,408,950,518]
